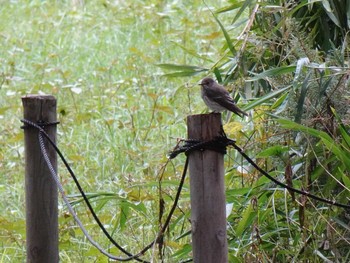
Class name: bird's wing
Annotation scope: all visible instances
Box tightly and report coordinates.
[205,85,248,116]
[205,85,236,107]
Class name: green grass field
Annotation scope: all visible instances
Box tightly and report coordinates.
[3,1,350,262]
[0,0,230,261]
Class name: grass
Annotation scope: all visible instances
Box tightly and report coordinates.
[4,1,349,262]
[0,0,233,261]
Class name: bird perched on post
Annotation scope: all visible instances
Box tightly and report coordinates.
[199,77,248,118]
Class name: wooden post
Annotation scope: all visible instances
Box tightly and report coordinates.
[187,113,228,263]
[22,95,59,263]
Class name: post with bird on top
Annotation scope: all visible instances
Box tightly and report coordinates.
[187,77,247,263]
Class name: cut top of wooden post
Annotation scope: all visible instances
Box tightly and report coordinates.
[187,113,222,140]
[22,95,57,119]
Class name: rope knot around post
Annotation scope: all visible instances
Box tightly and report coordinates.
[169,131,236,159]
[21,119,60,131]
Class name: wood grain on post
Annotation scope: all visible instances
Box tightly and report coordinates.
[187,113,228,263]
[22,95,58,263]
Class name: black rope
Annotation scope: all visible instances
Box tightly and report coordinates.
[169,134,235,159]
[21,118,350,262]
[230,142,350,209]
[21,119,149,262]
[169,131,350,210]
[21,120,60,129]
[114,156,189,260]
[21,118,190,262]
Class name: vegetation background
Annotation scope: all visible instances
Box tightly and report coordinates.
[1,0,350,262]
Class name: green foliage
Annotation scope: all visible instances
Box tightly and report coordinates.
[203,1,350,262]
[159,0,350,261]
[2,0,350,262]
[293,0,350,51]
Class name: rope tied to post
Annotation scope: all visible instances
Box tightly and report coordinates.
[20,116,350,262]
[21,119,60,130]
[21,118,192,262]
[169,129,350,210]
[169,130,236,159]
[21,118,151,262]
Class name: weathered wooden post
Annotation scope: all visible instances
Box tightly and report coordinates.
[187,113,228,263]
[22,95,59,263]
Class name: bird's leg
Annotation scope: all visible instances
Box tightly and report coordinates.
[219,125,227,138]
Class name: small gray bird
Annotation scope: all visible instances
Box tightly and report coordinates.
[200,77,248,118]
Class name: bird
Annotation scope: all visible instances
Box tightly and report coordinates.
[199,77,248,118]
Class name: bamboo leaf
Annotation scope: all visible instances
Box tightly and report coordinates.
[216,1,247,14]
[294,71,311,123]
[277,119,350,170]
[257,145,289,158]
[271,91,289,114]
[330,107,350,150]
[318,76,334,102]
[341,172,350,189]
[216,0,253,25]
[235,203,256,237]
[243,85,292,111]
[156,63,207,71]
[248,65,296,81]
[322,0,341,27]
[156,63,208,77]
[277,119,333,142]
[232,0,253,25]
[119,201,130,231]
[210,10,236,56]
[162,71,206,78]
[171,244,192,259]
[213,67,222,82]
